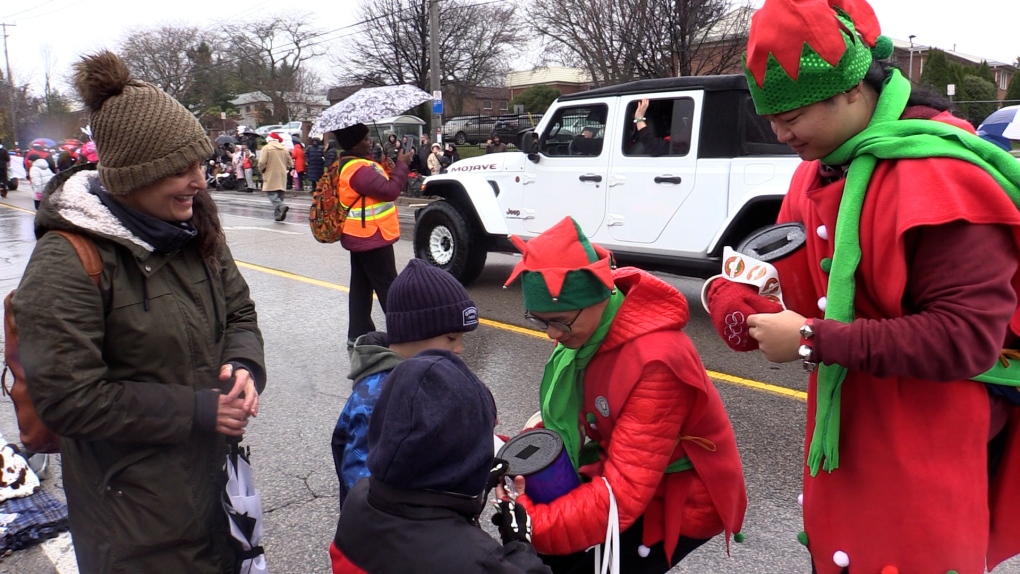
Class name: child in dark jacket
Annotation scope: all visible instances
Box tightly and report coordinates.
[331,258,480,505]
[331,350,551,574]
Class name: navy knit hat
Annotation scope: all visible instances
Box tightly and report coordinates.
[386,259,479,344]
[366,349,497,496]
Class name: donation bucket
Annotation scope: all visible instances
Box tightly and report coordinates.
[497,429,580,504]
[737,223,815,315]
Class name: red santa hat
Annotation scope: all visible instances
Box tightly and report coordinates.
[267,132,283,142]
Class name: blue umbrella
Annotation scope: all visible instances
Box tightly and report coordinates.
[977,105,1020,151]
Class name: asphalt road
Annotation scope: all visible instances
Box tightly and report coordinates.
[1,187,1018,573]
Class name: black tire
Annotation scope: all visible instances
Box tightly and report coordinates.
[413,201,487,285]
[455,131,467,145]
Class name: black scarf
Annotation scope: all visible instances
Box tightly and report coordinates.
[91,178,197,254]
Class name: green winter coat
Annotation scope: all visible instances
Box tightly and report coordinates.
[11,169,266,574]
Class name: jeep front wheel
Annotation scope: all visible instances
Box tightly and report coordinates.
[413,201,487,285]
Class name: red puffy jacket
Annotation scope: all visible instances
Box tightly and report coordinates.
[517,268,747,559]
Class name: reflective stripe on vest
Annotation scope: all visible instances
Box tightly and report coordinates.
[337,158,400,240]
[348,201,396,221]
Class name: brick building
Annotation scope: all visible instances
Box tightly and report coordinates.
[889,39,1017,101]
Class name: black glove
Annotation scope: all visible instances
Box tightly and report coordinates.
[492,498,531,544]
[485,458,510,495]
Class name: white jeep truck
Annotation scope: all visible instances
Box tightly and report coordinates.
[412,75,801,284]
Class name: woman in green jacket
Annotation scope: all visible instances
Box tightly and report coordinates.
[11,51,267,574]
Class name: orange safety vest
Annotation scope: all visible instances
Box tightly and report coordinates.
[337,158,400,241]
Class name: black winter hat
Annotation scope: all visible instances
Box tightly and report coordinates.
[386,259,478,344]
[367,349,497,496]
[333,123,370,150]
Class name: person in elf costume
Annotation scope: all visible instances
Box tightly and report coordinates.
[502,216,747,574]
[704,0,1020,572]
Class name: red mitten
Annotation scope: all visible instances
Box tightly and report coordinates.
[706,279,784,352]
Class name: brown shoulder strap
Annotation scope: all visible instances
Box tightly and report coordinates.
[50,230,102,286]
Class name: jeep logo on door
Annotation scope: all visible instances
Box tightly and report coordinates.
[506,209,520,217]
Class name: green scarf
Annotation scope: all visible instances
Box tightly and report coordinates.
[808,68,1020,476]
[539,290,625,471]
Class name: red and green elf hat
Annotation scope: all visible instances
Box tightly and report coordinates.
[504,217,616,313]
[743,0,894,116]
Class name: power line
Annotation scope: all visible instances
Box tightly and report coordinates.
[11,0,86,21]
[0,0,56,21]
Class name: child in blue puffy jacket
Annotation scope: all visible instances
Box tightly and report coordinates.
[331,259,479,505]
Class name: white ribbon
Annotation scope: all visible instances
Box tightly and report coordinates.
[592,477,620,574]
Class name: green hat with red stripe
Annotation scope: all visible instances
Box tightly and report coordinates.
[743,0,894,116]
[504,217,616,312]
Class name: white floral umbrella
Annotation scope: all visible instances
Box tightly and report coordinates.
[312,85,433,134]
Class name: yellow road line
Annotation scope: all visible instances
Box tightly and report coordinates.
[0,201,36,214]
[237,260,350,292]
[481,317,548,338]
[708,371,807,401]
[236,259,807,401]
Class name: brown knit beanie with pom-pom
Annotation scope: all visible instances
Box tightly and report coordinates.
[73,51,213,195]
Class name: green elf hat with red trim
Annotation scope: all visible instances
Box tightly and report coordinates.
[504,217,616,313]
[743,0,894,115]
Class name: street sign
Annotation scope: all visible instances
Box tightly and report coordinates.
[220,111,227,120]
[947,84,956,96]
[432,100,444,115]
[433,90,442,100]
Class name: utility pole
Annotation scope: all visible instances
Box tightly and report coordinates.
[908,35,916,83]
[1,23,17,147]
[429,0,442,143]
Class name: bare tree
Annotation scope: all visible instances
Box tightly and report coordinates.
[230,16,324,122]
[530,0,752,85]
[119,24,206,100]
[642,1,752,77]
[528,0,644,86]
[333,0,525,116]
[40,44,59,113]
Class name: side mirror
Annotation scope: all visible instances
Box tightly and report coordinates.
[520,129,540,163]
[520,130,534,153]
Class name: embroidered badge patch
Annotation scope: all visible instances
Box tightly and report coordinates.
[595,396,610,417]
[463,307,478,326]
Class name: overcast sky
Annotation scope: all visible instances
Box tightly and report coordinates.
[1,0,1016,97]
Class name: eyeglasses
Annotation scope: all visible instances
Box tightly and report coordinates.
[524,309,583,333]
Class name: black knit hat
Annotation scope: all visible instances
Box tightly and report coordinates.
[367,349,497,496]
[333,123,370,150]
[386,259,478,344]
